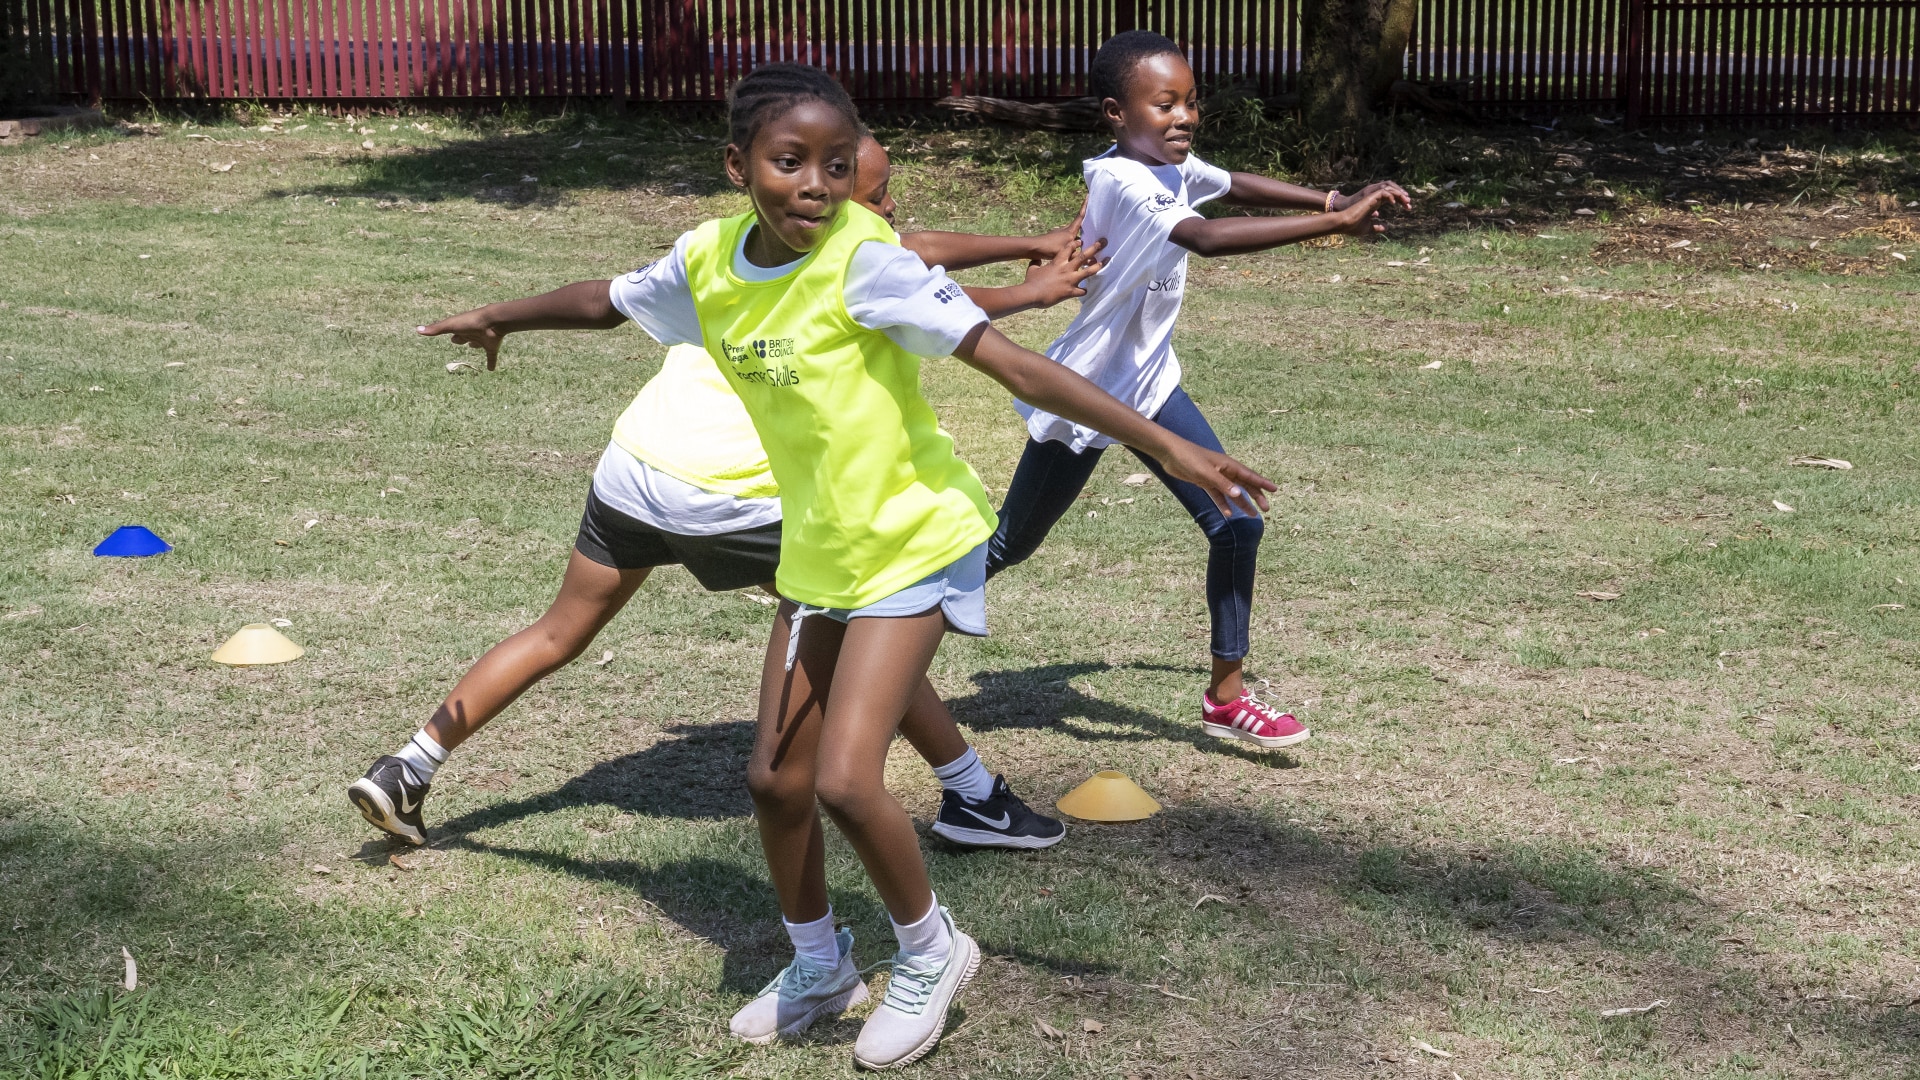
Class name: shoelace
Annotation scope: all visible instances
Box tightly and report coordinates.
[1231,685,1292,730]
[769,952,836,999]
[874,953,942,1016]
[783,603,827,671]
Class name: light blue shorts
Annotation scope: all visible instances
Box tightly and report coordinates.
[821,540,988,635]
[782,541,988,669]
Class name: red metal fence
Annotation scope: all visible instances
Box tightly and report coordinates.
[14,0,1920,117]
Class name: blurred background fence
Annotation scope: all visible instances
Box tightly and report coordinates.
[10,0,1918,118]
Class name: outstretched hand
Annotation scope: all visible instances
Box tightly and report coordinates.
[1021,236,1107,308]
[1031,202,1089,260]
[1331,185,1409,237]
[1333,181,1413,215]
[418,307,506,370]
[1158,440,1277,519]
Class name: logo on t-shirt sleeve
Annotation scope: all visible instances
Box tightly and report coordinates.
[932,282,966,305]
[1143,191,1179,214]
[624,262,655,284]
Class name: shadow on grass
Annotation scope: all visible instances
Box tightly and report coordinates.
[279,109,736,208]
[427,661,1289,845]
[435,720,756,837]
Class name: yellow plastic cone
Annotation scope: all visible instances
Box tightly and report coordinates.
[1055,770,1162,822]
[211,623,305,666]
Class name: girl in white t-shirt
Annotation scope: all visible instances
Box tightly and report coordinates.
[987,31,1412,750]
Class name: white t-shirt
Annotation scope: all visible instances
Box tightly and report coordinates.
[595,224,989,535]
[591,442,784,535]
[1018,147,1233,452]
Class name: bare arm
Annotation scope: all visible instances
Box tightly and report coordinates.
[1217,173,1337,212]
[961,237,1106,319]
[1169,186,1401,259]
[953,323,1274,517]
[1220,174,1415,215]
[416,279,626,368]
[901,230,1056,272]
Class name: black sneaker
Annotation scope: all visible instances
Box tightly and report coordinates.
[930,775,1066,850]
[347,756,430,845]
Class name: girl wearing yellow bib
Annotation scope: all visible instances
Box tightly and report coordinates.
[352,145,1103,858]
[419,65,1272,1069]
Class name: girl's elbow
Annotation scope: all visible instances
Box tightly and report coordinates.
[1175,233,1226,259]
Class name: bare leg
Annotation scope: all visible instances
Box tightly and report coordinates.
[813,609,949,923]
[747,604,948,925]
[754,583,970,771]
[424,551,651,751]
[896,676,970,770]
[1210,657,1246,702]
[747,600,836,923]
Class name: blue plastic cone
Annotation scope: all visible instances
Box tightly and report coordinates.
[93,526,172,557]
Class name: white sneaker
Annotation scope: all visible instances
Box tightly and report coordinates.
[852,909,979,1070]
[729,928,869,1045]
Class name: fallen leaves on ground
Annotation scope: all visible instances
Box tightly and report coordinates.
[1577,590,1621,601]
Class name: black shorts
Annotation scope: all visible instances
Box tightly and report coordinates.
[573,489,781,593]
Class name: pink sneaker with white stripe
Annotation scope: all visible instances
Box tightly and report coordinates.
[1201,688,1310,748]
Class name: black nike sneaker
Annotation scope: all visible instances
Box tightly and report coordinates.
[347,756,430,845]
[930,775,1066,850]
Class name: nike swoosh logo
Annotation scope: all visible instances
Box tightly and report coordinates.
[398,792,419,814]
[959,806,1010,829]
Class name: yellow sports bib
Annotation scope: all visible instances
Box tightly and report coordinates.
[685,204,995,609]
[610,343,776,499]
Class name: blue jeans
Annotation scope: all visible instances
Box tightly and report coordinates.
[986,386,1263,661]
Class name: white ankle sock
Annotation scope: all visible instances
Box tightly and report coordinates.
[890,896,951,966]
[931,748,995,803]
[393,730,448,786]
[784,910,841,970]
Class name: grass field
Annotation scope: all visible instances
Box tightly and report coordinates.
[2,108,1918,1079]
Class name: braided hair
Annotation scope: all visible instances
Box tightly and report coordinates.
[1088,30,1185,104]
[726,63,861,151]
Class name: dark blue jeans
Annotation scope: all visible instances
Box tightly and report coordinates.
[985,386,1263,661]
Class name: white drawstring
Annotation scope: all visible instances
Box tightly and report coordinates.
[784,603,826,671]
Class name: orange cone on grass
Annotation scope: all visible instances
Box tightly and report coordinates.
[211,623,304,666]
[1055,770,1162,822]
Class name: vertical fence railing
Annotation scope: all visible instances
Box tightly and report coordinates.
[1410,0,1625,104]
[17,0,1920,116]
[1626,0,1919,117]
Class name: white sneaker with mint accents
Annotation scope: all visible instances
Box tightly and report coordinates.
[729,928,869,1045]
[852,909,980,1070]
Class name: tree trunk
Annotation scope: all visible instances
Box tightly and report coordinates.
[1299,0,1420,153]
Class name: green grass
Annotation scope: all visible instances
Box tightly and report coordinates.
[2,109,1919,1078]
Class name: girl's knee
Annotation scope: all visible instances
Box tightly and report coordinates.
[524,616,598,667]
[1206,512,1265,548]
[812,763,882,821]
[747,762,814,818]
